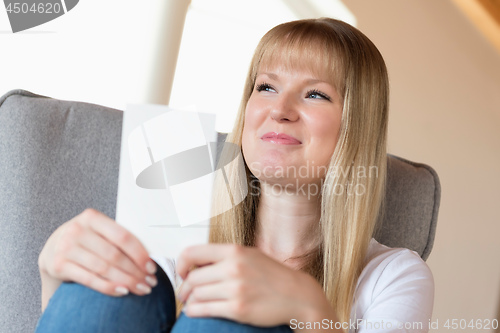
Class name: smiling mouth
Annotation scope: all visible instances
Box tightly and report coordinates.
[261,132,302,145]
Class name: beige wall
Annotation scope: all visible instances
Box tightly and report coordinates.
[342,0,500,330]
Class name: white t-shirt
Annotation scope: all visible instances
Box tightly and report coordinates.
[350,238,434,333]
[152,238,434,333]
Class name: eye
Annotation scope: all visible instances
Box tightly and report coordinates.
[306,89,331,101]
[255,83,276,93]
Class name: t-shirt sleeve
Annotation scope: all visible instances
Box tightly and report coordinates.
[355,250,434,333]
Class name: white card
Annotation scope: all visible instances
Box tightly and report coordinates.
[115,104,217,259]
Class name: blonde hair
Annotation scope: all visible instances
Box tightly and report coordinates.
[204,18,388,324]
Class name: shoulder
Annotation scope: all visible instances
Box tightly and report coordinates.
[358,239,434,294]
[351,239,434,332]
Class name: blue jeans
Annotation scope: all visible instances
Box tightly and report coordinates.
[35,264,293,332]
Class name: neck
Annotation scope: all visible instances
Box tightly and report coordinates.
[254,181,321,267]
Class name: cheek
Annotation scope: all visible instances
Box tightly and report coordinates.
[244,98,266,124]
[309,115,342,164]
[241,99,266,152]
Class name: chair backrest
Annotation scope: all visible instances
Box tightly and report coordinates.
[0,89,440,332]
[376,154,440,258]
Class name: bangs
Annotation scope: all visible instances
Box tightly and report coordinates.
[253,20,346,97]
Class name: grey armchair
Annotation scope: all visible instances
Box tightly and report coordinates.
[0,89,441,332]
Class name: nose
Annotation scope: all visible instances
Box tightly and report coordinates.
[270,94,299,122]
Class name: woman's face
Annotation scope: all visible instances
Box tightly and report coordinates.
[241,64,343,188]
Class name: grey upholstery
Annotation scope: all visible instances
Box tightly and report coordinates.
[0,90,122,333]
[375,155,440,260]
[0,89,441,332]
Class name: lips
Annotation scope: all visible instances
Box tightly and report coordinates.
[261,132,302,145]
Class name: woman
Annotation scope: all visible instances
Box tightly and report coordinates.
[36,18,433,332]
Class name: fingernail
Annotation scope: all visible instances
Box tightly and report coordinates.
[145,275,157,287]
[137,283,152,294]
[115,286,129,295]
[146,261,157,275]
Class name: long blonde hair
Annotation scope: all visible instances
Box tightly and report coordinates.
[208,18,389,324]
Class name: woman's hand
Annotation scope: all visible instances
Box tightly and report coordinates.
[38,208,158,310]
[176,244,336,328]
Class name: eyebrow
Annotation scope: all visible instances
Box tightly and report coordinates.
[259,72,279,80]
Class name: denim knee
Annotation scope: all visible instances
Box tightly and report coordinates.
[35,263,176,333]
[172,312,293,333]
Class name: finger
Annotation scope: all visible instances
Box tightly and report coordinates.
[65,246,153,296]
[79,209,156,275]
[186,282,233,303]
[177,244,243,279]
[178,262,229,301]
[184,300,239,321]
[60,261,131,297]
[77,229,146,281]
